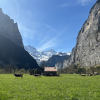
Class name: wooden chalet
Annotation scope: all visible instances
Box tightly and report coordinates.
[44,67,57,76]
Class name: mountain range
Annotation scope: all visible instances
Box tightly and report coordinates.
[24,45,70,65]
[0,0,99,71]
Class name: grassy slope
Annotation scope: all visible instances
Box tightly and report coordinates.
[0,74,100,100]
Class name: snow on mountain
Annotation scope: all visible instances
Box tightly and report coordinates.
[66,52,71,55]
[24,45,71,65]
[56,52,71,56]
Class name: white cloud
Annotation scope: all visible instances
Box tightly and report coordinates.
[37,38,59,51]
[62,49,71,52]
[37,22,72,51]
[18,23,38,40]
[42,24,57,32]
[77,0,93,6]
[58,3,70,7]
[57,48,71,53]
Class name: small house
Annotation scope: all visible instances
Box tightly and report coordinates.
[44,67,57,76]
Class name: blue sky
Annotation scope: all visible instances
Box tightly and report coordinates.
[0,0,97,52]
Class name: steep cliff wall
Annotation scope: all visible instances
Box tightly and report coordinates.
[56,0,100,70]
[0,8,23,47]
[0,8,39,69]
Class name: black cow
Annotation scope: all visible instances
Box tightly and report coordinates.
[90,73,93,76]
[14,74,23,78]
[34,74,41,77]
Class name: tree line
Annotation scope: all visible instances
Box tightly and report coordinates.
[57,64,100,74]
[0,65,30,74]
[1,63,100,74]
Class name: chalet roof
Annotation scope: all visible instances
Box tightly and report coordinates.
[44,67,57,72]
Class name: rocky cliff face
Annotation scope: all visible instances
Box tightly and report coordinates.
[0,8,23,47]
[55,0,100,70]
[0,8,39,69]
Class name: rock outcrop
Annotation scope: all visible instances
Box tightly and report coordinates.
[55,0,100,70]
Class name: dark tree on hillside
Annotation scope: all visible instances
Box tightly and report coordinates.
[90,66,96,73]
[13,65,18,73]
[34,69,37,75]
[4,65,13,73]
[40,61,46,69]
[19,68,26,74]
[0,65,2,69]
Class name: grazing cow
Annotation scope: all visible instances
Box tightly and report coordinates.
[14,74,23,78]
[30,73,33,75]
[49,74,53,76]
[81,74,86,76]
[34,74,41,77]
[90,73,93,76]
[56,74,60,76]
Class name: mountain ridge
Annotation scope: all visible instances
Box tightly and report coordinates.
[43,55,69,67]
[24,45,70,65]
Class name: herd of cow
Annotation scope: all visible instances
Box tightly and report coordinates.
[13,73,98,78]
[14,73,41,78]
[80,73,98,76]
[14,73,60,78]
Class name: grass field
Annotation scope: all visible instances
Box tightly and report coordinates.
[0,74,100,100]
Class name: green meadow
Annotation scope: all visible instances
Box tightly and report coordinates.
[0,74,100,100]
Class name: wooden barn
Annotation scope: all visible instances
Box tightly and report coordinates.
[44,67,57,76]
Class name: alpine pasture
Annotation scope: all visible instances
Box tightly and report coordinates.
[0,74,100,100]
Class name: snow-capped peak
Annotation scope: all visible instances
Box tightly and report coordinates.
[67,52,71,55]
[24,45,71,65]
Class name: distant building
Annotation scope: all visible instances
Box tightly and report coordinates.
[44,67,57,76]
